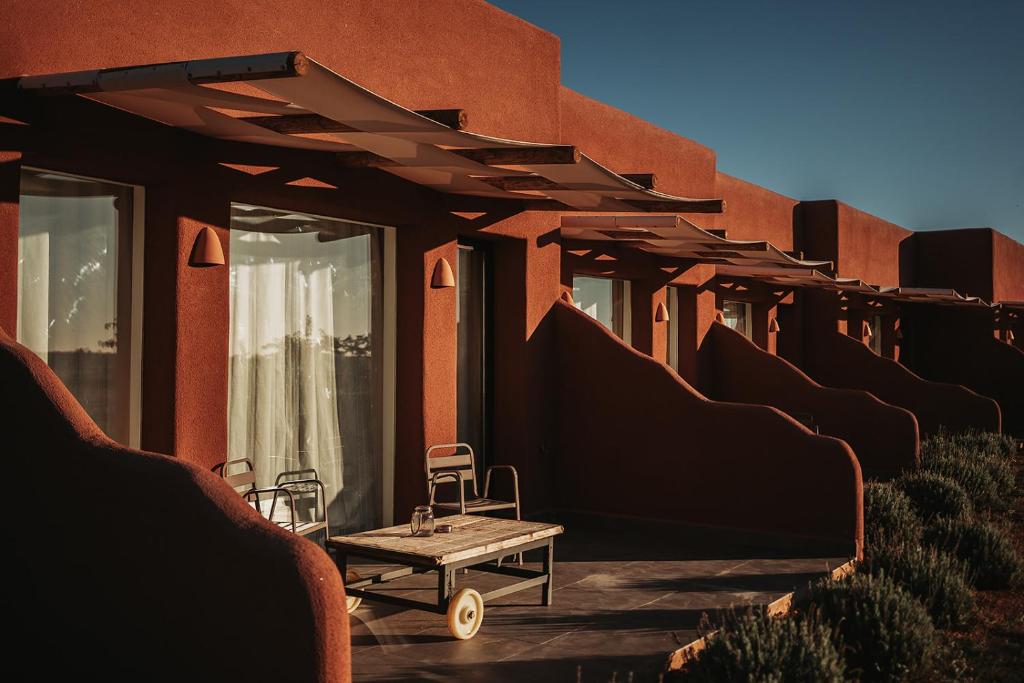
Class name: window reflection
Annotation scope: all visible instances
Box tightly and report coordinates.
[17,169,135,443]
[572,275,628,339]
[722,300,752,339]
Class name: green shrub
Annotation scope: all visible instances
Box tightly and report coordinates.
[985,454,1018,501]
[896,471,972,521]
[861,542,974,629]
[863,481,923,551]
[684,609,845,683]
[810,572,935,682]
[924,517,1022,590]
[933,428,1018,462]
[921,451,1007,512]
[923,429,1019,504]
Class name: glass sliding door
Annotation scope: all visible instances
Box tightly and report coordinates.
[572,275,631,342]
[228,204,392,533]
[17,168,143,446]
[666,286,680,371]
[457,244,491,473]
[870,314,883,355]
[722,300,752,339]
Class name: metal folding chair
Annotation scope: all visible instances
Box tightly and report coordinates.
[425,442,522,563]
[216,458,329,541]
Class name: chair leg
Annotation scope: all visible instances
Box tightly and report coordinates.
[515,504,524,565]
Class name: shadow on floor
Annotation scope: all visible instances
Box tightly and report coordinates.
[349,514,851,682]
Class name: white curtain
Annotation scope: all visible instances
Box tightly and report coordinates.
[228,233,344,526]
[228,214,383,534]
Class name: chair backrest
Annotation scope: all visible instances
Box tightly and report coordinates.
[425,443,478,498]
[218,458,257,494]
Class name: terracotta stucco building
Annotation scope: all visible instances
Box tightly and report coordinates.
[2,1,1022,680]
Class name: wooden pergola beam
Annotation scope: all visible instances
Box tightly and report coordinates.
[243,108,468,133]
[336,145,581,168]
[620,173,657,190]
[416,109,469,130]
[475,175,562,191]
[622,198,725,214]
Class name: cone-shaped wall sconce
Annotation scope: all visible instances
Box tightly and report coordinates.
[863,321,874,338]
[1008,330,1016,342]
[189,226,224,267]
[561,291,575,305]
[654,301,669,323]
[430,257,455,288]
[714,311,725,324]
[768,317,781,333]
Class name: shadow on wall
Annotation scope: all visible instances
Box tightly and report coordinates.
[0,329,350,682]
[552,301,863,559]
[958,339,1024,437]
[911,333,1024,439]
[804,331,1001,436]
[705,322,919,478]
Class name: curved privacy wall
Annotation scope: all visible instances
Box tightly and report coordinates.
[554,301,863,558]
[706,322,919,478]
[0,328,350,682]
[805,330,1001,436]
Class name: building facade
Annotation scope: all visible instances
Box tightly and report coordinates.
[3,0,1022,590]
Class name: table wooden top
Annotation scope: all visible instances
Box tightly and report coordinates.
[327,515,564,566]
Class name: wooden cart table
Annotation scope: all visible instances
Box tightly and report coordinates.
[327,515,564,639]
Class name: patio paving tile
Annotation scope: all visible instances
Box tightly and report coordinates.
[349,517,852,681]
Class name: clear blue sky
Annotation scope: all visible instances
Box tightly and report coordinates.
[491,0,1024,240]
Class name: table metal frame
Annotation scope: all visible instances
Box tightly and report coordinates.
[330,536,555,615]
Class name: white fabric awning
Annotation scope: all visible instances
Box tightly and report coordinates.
[874,287,992,308]
[18,51,723,214]
[559,216,994,307]
[560,214,830,271]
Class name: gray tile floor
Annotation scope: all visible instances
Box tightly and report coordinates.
[345,516,849,682]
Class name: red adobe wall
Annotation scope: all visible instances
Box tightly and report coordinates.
[910,228,1024,304]
[804,329,1001,435]
[835,202,912,285]
[0,0,562,143]
[554,301,863,557]
[798,200,912,286]
[912,229,994,301]
[706,322,919,477]
[558,88,718,208]
[905,305,1023,437]
[993,231,1024,302]
[714,172,796,249]
[0,328,349,681]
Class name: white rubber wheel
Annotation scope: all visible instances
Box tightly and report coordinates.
[345,570,362,614]
[446,588,484,640]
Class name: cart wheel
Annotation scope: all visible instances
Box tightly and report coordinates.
[446,588,484,640]
[345,570,362,614]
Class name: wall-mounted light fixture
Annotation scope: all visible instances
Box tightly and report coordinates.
[1008,330,1016,342]
[714,311,725,324]
[188,226,224,267]
[654,301,669,323]
[430,257,455,288]
[863,321,874,338]
[561,291,575,305]
[768,317,781,333]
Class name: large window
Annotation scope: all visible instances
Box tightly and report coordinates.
[17,168,143,446]
[573,275,631,342]
[228,204,395,533]
[722,300,752,339]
